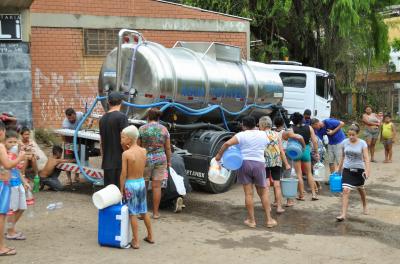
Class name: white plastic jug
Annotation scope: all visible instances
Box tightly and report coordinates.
[208,158,230,185]
[92,184,122,210]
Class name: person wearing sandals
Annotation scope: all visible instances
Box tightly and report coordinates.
[273,117,306,207]
[362,106,380,162]
[290,112,320,201]
[259,116,290,214]
[0,121,25,257]
[138,108,172,219]
[4,131,30,241]
[215,116,277,228]
[336,123,370,221]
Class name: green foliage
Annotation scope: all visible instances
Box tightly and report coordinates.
[180,0,400,114]
[391,38,400,52]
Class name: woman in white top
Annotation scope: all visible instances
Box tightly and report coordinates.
[215,116,277,228]
[336,123,370,221]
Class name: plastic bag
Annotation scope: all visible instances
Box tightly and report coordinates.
[208,158,230,184]
[169,167,186,196]
[313,162,326,181]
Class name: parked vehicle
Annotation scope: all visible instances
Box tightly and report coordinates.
[93,29,335,193]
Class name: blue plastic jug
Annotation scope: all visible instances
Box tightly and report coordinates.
[222,146,243,171]
[281,178,299,198]
[329,172,342,193]
[286,139,303,160]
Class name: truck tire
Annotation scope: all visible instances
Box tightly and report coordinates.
[203,140,237,193]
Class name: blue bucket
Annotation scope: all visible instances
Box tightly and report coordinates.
[281,178,299,198]
[286,139,303,160]
[329,172,342,193]
[222,146,243,171]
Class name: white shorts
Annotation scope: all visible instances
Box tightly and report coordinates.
[327,144,342,165]
[10,185,27,211]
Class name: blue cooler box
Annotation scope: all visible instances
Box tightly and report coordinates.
[98,203,132,248]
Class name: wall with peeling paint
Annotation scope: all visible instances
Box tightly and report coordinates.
[0,42,32,127]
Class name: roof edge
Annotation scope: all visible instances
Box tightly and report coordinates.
[154,0,252,21]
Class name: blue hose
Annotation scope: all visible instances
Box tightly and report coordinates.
[73,95,275,183]
[73,96,106,184]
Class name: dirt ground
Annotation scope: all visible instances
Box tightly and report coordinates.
[3,145,400,264]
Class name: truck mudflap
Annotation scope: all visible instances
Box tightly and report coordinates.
[183,154,209,185]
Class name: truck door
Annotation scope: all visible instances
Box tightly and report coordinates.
[314,74,331,119]
[280,72,308,115]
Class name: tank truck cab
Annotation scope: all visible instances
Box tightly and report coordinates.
[266,61,335,120]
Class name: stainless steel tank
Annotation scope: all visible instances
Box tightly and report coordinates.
[98,41,284,122]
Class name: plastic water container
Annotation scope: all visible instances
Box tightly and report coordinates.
[92,184,122,210]
[222,146,243,170]
[281,178,299,198]
[286,139,303,160]
[329,172,342,193]
[208,158,230,185]
[313,162,327,181]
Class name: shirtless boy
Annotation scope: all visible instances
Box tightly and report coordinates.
[120,125,153,249]
[39,146,72,191]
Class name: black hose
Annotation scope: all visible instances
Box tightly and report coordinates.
[160,121,226,131]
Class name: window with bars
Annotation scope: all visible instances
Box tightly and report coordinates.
[83,29,119,56]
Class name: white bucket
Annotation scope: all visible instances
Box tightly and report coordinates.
[92,184,122,210]
[208,158,230,185]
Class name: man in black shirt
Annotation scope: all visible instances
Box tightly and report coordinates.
[99,92,128,188]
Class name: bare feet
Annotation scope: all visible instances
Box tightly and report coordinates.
[243,219,256,228]
[266,219,278,228]
[285,200,295,207]
[363,208,369,215]
[383,160,389,163]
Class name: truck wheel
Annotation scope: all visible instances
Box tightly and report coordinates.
[203,141,237,193]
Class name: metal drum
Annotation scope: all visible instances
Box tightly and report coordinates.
[98,41,284,122]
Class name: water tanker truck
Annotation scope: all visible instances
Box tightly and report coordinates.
[93,29,334,193]
[95,29,287,193]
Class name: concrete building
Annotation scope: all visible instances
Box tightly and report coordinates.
[0,0,250,128]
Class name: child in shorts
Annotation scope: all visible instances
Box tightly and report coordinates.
[0,122,25,257]
[119,125,154,249]
[4,130,30,240]
[381,114,397,163]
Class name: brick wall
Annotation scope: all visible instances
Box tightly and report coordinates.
[31,0,244,22]
[31,27,247,128]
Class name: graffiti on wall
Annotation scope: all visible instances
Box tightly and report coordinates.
[34,67,103,124]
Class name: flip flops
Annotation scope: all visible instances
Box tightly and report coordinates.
[336,216,345,222]
[243,219,256,228]
[0,247,16,256]
[6,232,26,240]
[143,237,155,244]
[266,220,278,228]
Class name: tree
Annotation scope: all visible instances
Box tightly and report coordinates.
[181,0,400,115]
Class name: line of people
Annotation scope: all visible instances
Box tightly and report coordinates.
[215,108,376,228]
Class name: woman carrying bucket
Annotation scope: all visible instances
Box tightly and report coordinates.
[336,123,370,221]
[290,112,320,201]
[259,116,290,213]
[215,116,277,228]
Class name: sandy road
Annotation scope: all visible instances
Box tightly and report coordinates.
[3,146,400,264]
